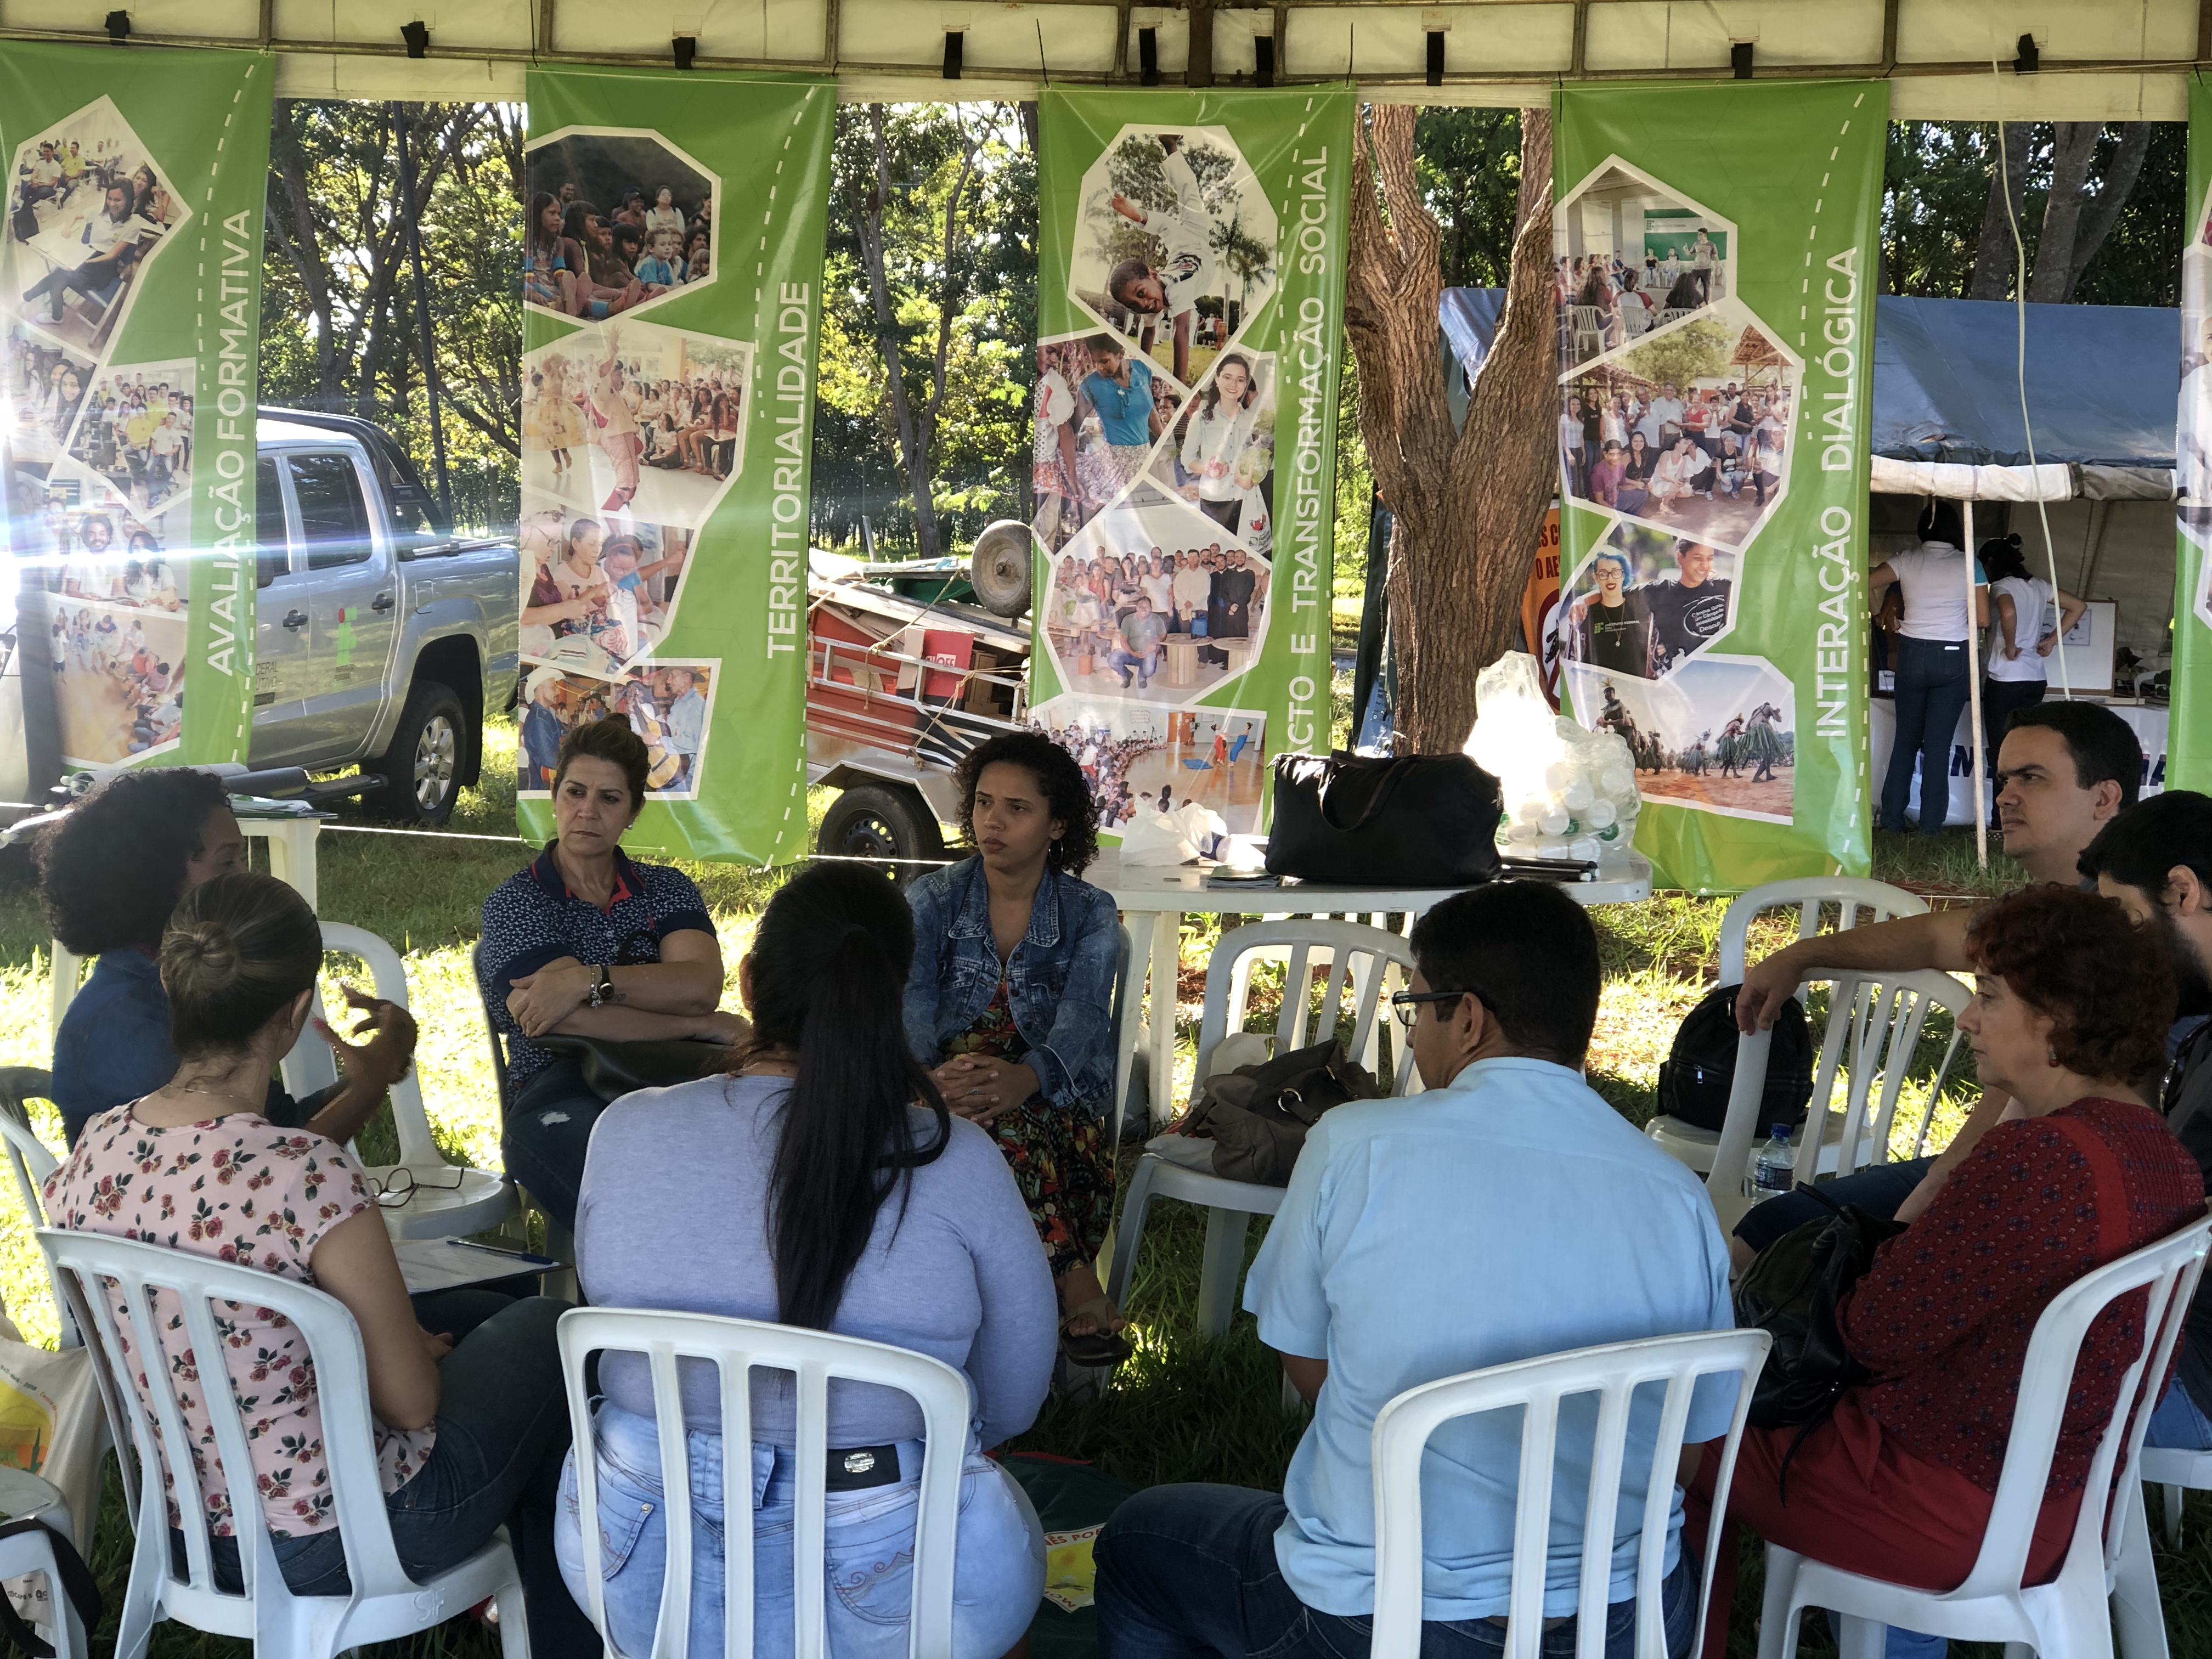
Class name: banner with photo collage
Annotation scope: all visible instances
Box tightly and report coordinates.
[2170,76,2212,792]
[0,42,273,775]
[1029,87,1352,839]
[1551,80,1885,890]
[519,67,832,861]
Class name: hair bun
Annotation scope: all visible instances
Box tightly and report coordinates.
[167,919,242,983]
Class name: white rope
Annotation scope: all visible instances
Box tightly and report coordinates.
[1993,76,2075,703]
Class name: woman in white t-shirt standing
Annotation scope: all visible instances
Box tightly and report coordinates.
[1978,533,2088,781]
[1869,502,1983,833]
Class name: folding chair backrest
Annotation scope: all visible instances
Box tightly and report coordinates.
[557,1306,972,1659]
[40,1227,421,1624]
[0,1072,78,1348]
[1959,1214,2211,1601]
[1370,1328,1770,1659]
[1705,878,1933,1198]
[1192,917,1420,1105]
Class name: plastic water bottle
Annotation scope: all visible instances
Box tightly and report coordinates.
[1748,1125,1796,1203]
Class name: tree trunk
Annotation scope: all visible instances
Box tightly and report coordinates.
[1966,122,2033,301]
[2027,122,2101,303]
[2057,122,2152,301]
[1345,104,1554,754]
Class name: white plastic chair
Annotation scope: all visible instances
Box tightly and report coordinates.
[1372,1328,1771,1659]
[2143,1440,2212,1551]
[0,1071,78,1347]
[1644,878,1954,1200]
[1759,1213,2212,1659]
[557,1306,972,1658]
[1570,304,1604,360]
[40,1226,532,1659]
[1105,918,1420,1342]
[285,922,517,1240]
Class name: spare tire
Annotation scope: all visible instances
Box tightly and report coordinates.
[969,520,1034,618]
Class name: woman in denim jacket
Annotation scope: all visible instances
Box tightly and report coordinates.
[905,731,1131,1367]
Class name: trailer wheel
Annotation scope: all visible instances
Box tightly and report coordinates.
[819,784,946,889]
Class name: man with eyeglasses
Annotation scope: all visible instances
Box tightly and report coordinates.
[1095,882,1735,1659]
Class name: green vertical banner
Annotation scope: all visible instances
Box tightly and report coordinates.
[0,42,272,772]
[2171,77,2212,792]
[1551,81,1885,890]
[1030,88,1352,837]
[517,68,832,861]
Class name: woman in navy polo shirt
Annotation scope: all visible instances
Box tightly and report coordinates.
[478,718,743,1233]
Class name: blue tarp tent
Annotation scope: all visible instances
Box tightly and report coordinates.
[1441,288,2177,499]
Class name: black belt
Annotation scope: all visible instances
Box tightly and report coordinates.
[825,1443,901,1491]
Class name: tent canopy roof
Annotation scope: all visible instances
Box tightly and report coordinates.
[1442,287,2179,482]
[0,1,2202,114]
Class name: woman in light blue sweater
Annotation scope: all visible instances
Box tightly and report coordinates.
[557,861,1057,1657]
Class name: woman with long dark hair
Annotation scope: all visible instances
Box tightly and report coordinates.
[560,862,1054,1656]
[1977,532,2089,786]
[523,191,579,314]
[905,731,1130,1366]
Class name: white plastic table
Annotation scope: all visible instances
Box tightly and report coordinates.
[1090,848,1654,1131]
[48,813,324,1037]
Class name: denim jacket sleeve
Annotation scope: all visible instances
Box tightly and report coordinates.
[1024,877,1120,1115]
[901,869,952,1065]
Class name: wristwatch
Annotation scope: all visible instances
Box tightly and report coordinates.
[589,964,613,1007]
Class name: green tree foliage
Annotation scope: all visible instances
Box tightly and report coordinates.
[1414,107,1525,289]
[1882,120,2181,306]
[811,103,1034,558]
[260,101,522,532]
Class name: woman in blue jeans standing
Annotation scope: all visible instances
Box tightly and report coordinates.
[1871,502,1984,834]
[560,861,1057,1656]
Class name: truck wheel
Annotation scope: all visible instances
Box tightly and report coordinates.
[364,682,468,825]
[818,784,945,889]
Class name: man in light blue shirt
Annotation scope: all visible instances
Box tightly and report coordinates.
[661,665,707,790]
[1095,881,1736,1658]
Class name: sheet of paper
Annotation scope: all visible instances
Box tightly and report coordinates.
[393,1238,562,1296]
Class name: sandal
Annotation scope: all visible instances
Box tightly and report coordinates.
[1060,1295,1135,1368]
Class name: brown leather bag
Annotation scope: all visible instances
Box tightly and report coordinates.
[1179,1038,1378,1185]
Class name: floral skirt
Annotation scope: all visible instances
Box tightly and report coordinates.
[987,1099,1114,1281]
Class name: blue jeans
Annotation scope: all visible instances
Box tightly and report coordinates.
[1880,636,1971,833]
[502,1057,607,1235]
[556,1402,1044,1658]
[2146,1379,2212,1449]
[1733,1156,1936,1256]
[1110,645,1161,686]
[1094,1484,1695,1659]
[180,1294,597,1657]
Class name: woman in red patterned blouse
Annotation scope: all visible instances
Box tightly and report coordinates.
[1689,885,2203,1657]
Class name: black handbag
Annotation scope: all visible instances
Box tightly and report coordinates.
[1733,1189,1905,1435]
[1177,1038,1379,1185]
[533,1034,736,1102]
[1265,752,1503,888]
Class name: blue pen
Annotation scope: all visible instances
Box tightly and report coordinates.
[445,1239,556,1267]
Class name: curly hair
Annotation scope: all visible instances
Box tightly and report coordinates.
[1966,885,2175,1085]
[37,769,230,954]
[954,731,1099,876]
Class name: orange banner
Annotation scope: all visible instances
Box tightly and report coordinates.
[1523,505,1563,706]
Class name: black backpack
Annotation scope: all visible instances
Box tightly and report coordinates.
[1656,983,1815,1135]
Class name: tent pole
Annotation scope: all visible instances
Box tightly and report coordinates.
[1965,498,1987,868]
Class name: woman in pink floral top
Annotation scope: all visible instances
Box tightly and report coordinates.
[46,872,597,1655]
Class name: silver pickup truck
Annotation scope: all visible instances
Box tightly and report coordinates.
[13,408,518,824]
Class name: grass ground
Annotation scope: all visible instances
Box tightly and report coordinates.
[0,726,2206,1656]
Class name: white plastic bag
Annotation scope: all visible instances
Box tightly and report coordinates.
[1466,652,1640,861]
[1116,801,1229,866]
